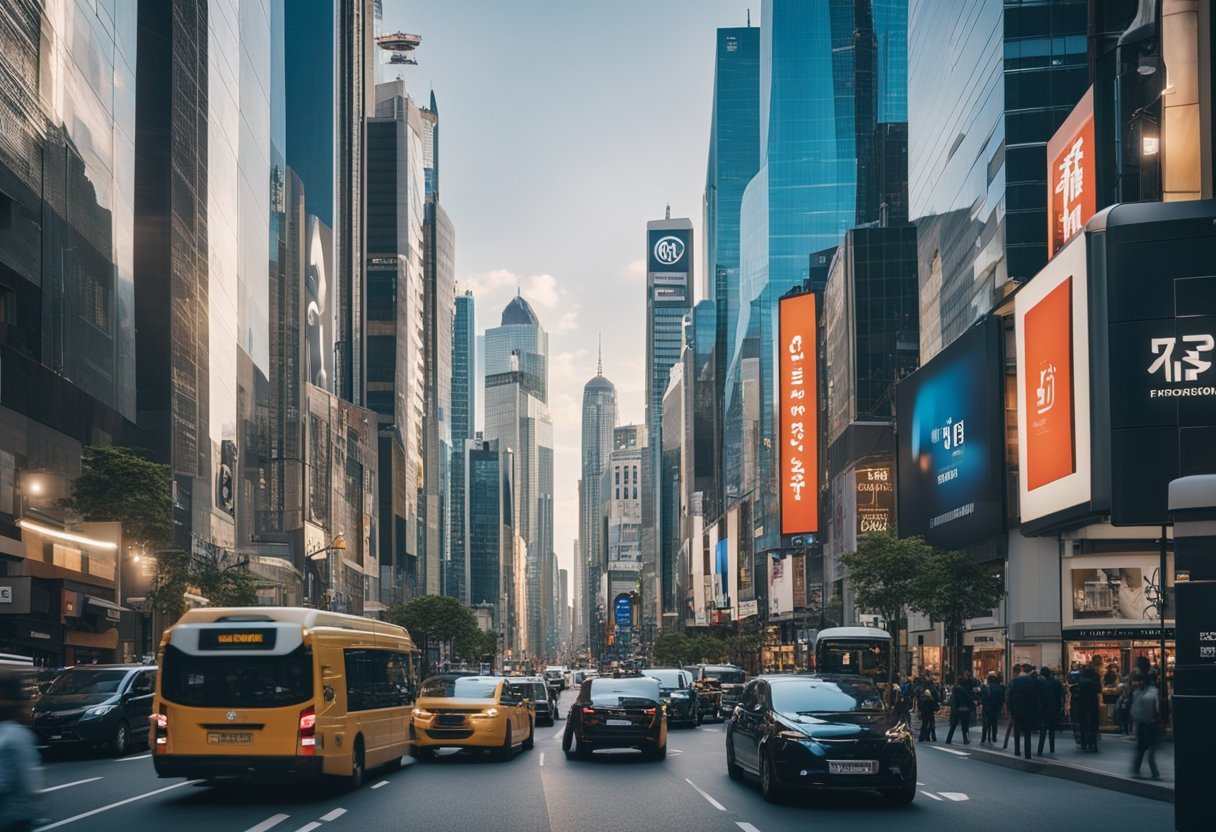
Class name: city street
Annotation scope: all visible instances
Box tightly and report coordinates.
[32,691,1171,832]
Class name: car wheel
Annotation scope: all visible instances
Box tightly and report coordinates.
[760,748,782,803]
[347,739,365,790]
[496,726,513,762]
[726,736,743,781]
[110,721,130,757]
[562,726,574,756]
[645,741,667,761]
[881,780,917,806]
[523,720,535,750]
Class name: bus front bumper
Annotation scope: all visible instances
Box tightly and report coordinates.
[153,754,324,782]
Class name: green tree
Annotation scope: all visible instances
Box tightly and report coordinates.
[384,595,480,675]
[63,445,173,549]
[689,634,725,663]
[840,532,934,684]
[145,549,190,626]
[913,549,1005,683]
[191,550,259,607]
[653,632,691,666]
[723,633,762,670]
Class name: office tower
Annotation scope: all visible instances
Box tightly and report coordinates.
[645,215,693,627]
[466,439,513,632]
[449,291,477,601]
[705,23,761,516]
[579,351,618,653]
[559,568,570,654]
[909,0,1088,361]
[601,425,645,660]
[484,295,555,659]
[422,199,454,599]
[366,80,428,599]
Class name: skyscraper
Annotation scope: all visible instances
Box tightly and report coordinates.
[449,291,477,601]
[465,438,513,633]
[579,351,617,654]
[601,425,646,660]
[422,195,455,599]
[484,295,555,659]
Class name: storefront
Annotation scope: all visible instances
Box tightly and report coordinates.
[966,630,1006,680]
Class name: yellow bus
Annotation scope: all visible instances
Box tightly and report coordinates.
[151,607,416,787]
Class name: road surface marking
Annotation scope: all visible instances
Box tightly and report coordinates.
[737,824,762,832]
[920,791,943,801]
[319,809,346,822]
[929,745,971,757]
[34,780,199,830]
[243,816,290,832]
[40,778,102,794]
[670,749,683,754]
[539,752,545,767]
[685,779,726,811]
[917,781,925,785]
[114,754,152,762]
[940,792,969,801]
[291,824,322,832]
[371,781,389,790]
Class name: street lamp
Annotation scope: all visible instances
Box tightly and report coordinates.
[305,534,346,609]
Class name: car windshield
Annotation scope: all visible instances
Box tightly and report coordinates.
[647,669,686,690]
[420,676,500,699]
[44,668,128,697]
[588,678,660,707]
[704,667,745,684]
[770,679,886,714]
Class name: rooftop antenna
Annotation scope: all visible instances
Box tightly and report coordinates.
[597,335,603,376]
[747,8,751,26]
[665,203,671,220]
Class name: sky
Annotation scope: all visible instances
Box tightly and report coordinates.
[381,0,753,583]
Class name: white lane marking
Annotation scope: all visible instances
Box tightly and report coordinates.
[371,781,389,790]
[539,752,545,767]
[243,815,290,832]
[920,791,944,801]
[916,781,925,785]
[114,754,152,762]
[737,824,763,832]
[319,808,346,822]
[34,780,199,830]
[685,778,726,812]
[670,749,683,755]
[39,778,102,794]
[928,745,971,757]
[291,824,322,832]
[940,792,970,801]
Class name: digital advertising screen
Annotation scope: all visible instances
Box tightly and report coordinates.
[896,317,1005,550]
[779,292,819,536]
[647,228,691,275]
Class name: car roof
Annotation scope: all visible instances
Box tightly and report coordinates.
[63,664,147,672]
[759,673,876,684]
[517,676,546,684]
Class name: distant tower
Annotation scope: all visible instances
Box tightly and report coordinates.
[579,351,618,655]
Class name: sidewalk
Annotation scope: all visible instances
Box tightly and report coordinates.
[921,721,1174,803]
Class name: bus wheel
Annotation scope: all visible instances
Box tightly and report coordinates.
[347,738,365,789]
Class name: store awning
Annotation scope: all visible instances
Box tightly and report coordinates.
[85,596,129,614]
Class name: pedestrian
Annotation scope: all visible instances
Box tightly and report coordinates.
[1073,665,1102,752]
[980,672,1005,744]
[0,670,41,832]
[945,677,973,745]
[916,677,940,742]
[1037,666,1065,756]
[1007,663,1040,760]
[1114,673,1133,735]
[1130,672,1162,779]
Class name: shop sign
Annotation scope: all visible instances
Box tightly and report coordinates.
[1047,86,1095,258]
[0,578,31,615]
[738,600,759,619]
[778,292,819,536]
[855,464,893,535]
[1062,627,1175,641]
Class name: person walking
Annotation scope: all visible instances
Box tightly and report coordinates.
[916,677,940,742]
[1037,666,1065,755]
[945,677,973,744]
[980,673,1005,744]
[1007,664,1040,760]
[0,670,42,832]
[1073,665,1102,752]
[1130,673,1163,779]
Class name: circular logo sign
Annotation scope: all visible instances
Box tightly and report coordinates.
[226,710,238,722]
[653,235,685,266]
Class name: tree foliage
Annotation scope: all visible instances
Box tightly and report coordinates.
[64,446,173,549]
[840,532,932,633]
[191,550,259,607]
[913,549,1005,680]
[384,595,486,674]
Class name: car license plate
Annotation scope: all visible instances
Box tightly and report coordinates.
[207,732,253,745]
[606,719,631,726]
[437,714,465,726]
[828,760,878,775]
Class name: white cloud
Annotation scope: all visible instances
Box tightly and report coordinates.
[623,259,645,282]
[460,267,580,334]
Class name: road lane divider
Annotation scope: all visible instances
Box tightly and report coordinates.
[34,780,200,830]
[319,808,346,822]
[684,778,726,811]
[39,778,101,794]
[114,754,152,762]
[243,815,290,832]
[927,745,971,757]
[939,792,970,801]
[290,824,321,832]
[539,752,545,767]
[920,791,943,800]
[371,781,389,790]
[736,823,763,832]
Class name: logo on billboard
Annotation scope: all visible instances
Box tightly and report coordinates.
[1047,87,1096,257]
[1148,335,1215,384]
[1036,363,1057,415]
[653,235,685,266]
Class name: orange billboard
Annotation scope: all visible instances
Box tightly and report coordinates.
[1024,277,1075,490]
[779,292,818,536]
[1047,86,1096,258]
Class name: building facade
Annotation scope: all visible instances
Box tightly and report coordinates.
[448,290,476,601]
[578,359,617,654]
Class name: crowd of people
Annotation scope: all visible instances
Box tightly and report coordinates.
[891,656,1166,780]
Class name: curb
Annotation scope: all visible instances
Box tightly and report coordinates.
[961,745,1175,804]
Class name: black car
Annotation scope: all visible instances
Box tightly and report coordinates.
[563,676,668,761]
[725,674,916,804]
[646,668,699,727]
[32,664,157,756]
[689,664,747,721]
[520,677,557,726]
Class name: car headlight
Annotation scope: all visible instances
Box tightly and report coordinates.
[412,708,433,718]
[885,727,910,742]
[84,705,117,718]
[471,708,500,718]
[777,730,807,741]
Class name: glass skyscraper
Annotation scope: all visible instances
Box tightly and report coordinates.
[579,359,617,653]
[449,291,476,601]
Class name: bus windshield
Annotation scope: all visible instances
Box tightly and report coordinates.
[160,644,313,708]
[816,640,891,681]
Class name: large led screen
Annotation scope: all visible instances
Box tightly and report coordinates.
[896,317,1005,550]
[779,292,819,536]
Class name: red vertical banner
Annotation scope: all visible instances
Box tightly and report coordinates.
[1024,277,1076,490]
[1047,87,1096,258]
[779,292,818,535]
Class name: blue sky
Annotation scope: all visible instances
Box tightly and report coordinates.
[381,0,754,578]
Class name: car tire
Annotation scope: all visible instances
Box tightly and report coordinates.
[110,721,130,757]
[726,736,743,781]
[645,741,667,761]
[562,726,574,756]
[759,747,783,803]
[523,720,535,750]
[347,739,365,790]
[496,726,513,762]
[881,780,917,806]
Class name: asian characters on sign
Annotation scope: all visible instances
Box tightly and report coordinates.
[1024,277,1076,491]
[1047,87,1096,257]
[779,293,819,536]
[855,465,894,535]
[1148,335,1215,384]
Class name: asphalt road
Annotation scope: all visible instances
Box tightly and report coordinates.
[30,689,1174,832]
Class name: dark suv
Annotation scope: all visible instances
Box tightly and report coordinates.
[689,664,748,721]
[32,664,156,756]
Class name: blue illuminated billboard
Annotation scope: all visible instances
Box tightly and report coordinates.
[614,594,633,627]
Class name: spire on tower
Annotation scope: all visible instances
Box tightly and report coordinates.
[665,203,671,220]
[597,335,603,376]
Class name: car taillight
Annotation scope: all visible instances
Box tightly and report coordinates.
[153,707,168,750]
[298,706,317,756]
[582,707,595,715]
[644,707,656,716]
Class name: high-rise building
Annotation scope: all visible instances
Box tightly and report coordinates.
[601,425,645,660]
[465,439,513,633]
[705,23,760,517]
[449,291,477,601]
[578,351,617,654]
[484,295,555,659]
[422,196,455,599]
[645,215,693,628]
[366,80,428,600]
[909,0,1088,362]
[559,568,570,654]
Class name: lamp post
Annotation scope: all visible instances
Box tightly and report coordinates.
[305,534,346,609]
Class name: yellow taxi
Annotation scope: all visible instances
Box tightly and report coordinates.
[410,675,534,761]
